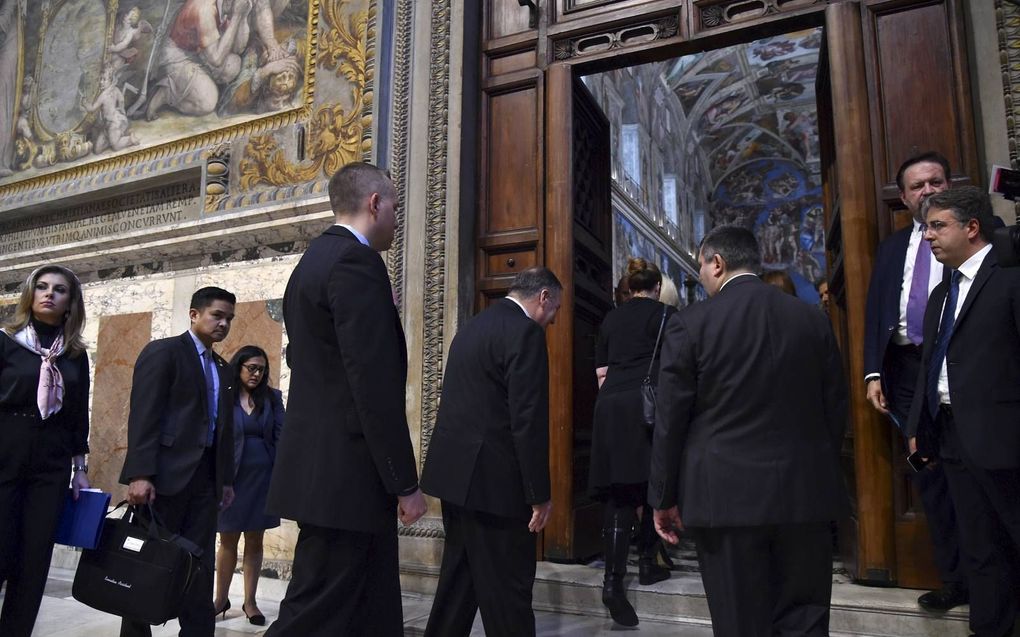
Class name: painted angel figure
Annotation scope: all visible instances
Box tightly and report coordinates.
[82,67,139,153]
[109,6,153,78]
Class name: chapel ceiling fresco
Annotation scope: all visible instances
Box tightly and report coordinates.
[592,28,826,298]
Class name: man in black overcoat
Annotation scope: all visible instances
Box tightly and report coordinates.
[420,267,562,637]
[863,151,966,609]
[649,225,849,637]
[265,163,426,636]
[906,187,1020,637]
[120,286,238,637]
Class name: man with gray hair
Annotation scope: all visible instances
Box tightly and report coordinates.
[420,267,561,637]
[650,225,848,637]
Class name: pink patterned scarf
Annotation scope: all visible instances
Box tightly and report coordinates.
[7,324,66,419]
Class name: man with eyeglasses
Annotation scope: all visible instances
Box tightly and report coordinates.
[906,186,1020,637]
[862,151,966,610]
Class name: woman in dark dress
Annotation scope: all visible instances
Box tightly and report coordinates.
[214,345,284,626]
[0,265,90,637]
[589,257,676,627]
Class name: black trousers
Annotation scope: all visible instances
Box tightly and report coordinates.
[690,522,833,637]
[939,409,1020,637]
[121,450,218,637]
[884,343,965,586]
[0,414,73,637]
[266,523,402,636]
[423,502,537,637]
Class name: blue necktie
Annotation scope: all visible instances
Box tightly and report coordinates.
[202,350,217,447]
[926,270,962,417]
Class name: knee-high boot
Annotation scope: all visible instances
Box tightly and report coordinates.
[601,504,639,627]
[637,508,671,586]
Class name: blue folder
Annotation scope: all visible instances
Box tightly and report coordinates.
[54,489,111,549]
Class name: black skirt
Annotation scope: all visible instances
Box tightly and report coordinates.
[588,386,653,493]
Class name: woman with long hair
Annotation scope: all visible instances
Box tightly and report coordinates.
[0,265,91,636]
[589,257,676,627]
[214,345,284,626]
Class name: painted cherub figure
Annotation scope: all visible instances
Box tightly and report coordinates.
[82,67,139,153]
[109,6,152,78]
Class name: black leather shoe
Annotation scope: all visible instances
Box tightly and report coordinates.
[917,582,968,612]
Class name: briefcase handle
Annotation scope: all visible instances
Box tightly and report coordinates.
[108,501,203,557]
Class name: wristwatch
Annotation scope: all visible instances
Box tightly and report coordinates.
[72,463,88,473]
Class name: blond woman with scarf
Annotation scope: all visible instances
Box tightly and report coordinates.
[0,265,90,637]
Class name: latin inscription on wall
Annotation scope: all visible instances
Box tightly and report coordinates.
[0,182,201,257]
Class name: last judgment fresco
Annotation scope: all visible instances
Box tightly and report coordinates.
[0,0,310,184]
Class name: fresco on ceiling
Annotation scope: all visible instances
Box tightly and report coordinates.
[0,0,310,184]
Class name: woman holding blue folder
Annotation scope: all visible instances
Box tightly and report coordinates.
[0,265,91,637]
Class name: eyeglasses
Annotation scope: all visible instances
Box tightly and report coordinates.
[926,220,965,234]
[242,364,266,375]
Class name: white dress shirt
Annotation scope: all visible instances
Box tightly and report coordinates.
[938,243,992,404]
[338,224,369,247]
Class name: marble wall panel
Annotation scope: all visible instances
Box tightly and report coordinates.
[89,312,153,498]
[218,300,285,388]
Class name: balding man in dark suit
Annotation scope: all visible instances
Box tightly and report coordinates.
[266,162,426,636]
[650,225,848,637]
[420,267,562,637]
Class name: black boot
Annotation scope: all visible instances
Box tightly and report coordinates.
[637,509,671,586]
[601,505,639,627]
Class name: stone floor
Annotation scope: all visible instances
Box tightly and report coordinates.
[17,566,713,636]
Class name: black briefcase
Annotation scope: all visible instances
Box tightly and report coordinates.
[72,502,201,625]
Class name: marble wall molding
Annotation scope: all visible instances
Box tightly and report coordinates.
[419,0,453,467]
[0,197,334,288]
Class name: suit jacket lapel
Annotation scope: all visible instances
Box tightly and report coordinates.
[952,253,997,336]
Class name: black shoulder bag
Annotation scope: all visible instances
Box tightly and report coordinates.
[640,305,669,429]
[72,501,201,625]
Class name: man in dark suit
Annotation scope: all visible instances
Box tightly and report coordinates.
[863,151,966,610]
[650,226,848,637]
[265,162,426,636]
[120,286,238,637]
[907,187,1020,637]
[419,266,561,637]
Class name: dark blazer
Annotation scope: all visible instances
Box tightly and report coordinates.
[266,226,418,534]
[907,250,1020,470]
[648,276,849,527]
[420,298,551,520]
[864,226,912,384]
[119,332,235,499]
[230,387,285,479]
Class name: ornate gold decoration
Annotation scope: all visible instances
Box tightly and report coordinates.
[386,0,414,306]
[204,144,231,211]
[239,0,372,190]
[419,0,452,465]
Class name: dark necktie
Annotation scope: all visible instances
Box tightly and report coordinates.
[906,225,930,345]
[926,270,962,417]
[202,350,217,447]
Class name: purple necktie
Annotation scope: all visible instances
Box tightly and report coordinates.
[906,226,930,345]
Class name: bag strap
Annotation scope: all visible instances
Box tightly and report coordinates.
[644,305,669,382]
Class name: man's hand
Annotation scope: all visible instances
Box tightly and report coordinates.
[529,501,552,533]
[127,478,156,505]
[397,489,427,526]
[866,379,889,414]
[654,506,683,545]
[909,437,918,455]
[71,470,90,500]
[220,486,235,511]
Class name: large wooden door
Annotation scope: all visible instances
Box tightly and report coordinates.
[545,64,614,561]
